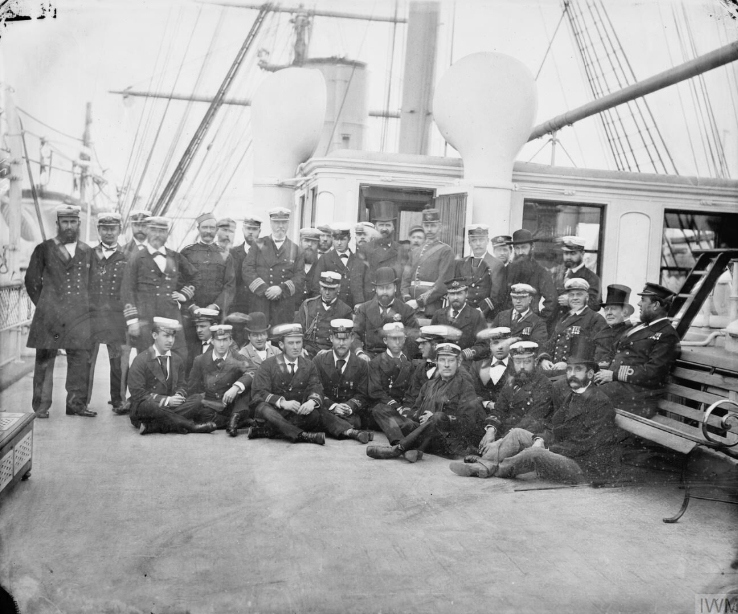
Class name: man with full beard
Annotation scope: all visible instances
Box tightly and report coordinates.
[504,229,557,327]
[229,216,262,315]
[25,204,96,418]
[450,336,621,483]
[298,227,321,306]
[362,201,406,295]
[123,209,151,259]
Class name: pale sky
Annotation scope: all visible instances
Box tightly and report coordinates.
[2,0,737,234]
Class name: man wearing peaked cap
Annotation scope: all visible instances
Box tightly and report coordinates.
[367,338,486,463]
[353,266,419,361]
[243,204,306,328]
[469,327,517,413]
[504,228,558,328]
[192,307,220,359]
[408,225,425,249]
[228,215,263,315]
[491,235,513,265]
[431,277,488,361]
[490,283,548,346]
[298,227,322,307]
[215,218,237,252]
[310,222,370,309]
[401,208,455,317]
[124,209,152,259]
[592,284,635,368]
[298,270,353,358]
[593,282,680,417]
[362,201,408,295]
[249,321,327,445]
[452,336,622,483]
[537,277,607,378]
[25,201,96,418]
[316,224,333,256]
[312,319,374,444]
[552,235,601,316]
[121,214,199,363]
[455,223,507,321]
[87,209,129,414]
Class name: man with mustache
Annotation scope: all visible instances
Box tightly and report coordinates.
[215,218,237,252]
[361,201,406,295]
[298,271,353,358]
[229,216,262,315]
[25,204,96,418]
[430,278,488,361]
[552,236,601,322]
[490,283,548,346]
[316,224,333,257]
[451,336,621,483]
[491,235,513,266]
[298,227,321,306]
[123,209,151,259]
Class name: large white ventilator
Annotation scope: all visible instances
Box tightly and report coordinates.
[251,67,327,222]
[433,52,537,235]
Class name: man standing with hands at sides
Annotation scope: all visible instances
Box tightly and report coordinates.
[402,208,455,318]
[353,267,419,362]
[313,320,373,443]
[87,212,129,415]
[249,323,326,445]
[490,283,548,346]
[121,216,199,362]
[128,317,217,435]
[455,224,506,320]
[229,216,262,315]
[123,210,151,258]
[299,271,353,358]
[311,222,369,308]
[244,207,306,327]
[25,204,95,418]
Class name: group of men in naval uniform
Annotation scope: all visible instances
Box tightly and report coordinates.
[24,198,683,487]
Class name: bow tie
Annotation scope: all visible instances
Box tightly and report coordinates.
[425,361,436,371]
[492,360,506,368]
[339,253,349,260]
[153,252,166,259]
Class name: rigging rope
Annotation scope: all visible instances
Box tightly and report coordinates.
[535,4,567,81]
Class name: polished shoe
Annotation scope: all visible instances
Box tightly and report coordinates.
[464,455,481,464]
[403,449,423,463]
[226,413,241,437]
[366,444,402,459]
[298,431,325,445]
[112,401,131,415]
[139,422,160,435]
[449,461,489,478]
[344,429,371,444]
[192,422,217,434]
[246,426,273,440]
[34,410,49,419]
[66,408,97,417]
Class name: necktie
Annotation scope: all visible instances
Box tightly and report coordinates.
[425,361,436,371]
[158,356,168,380]
[153,252,166,259]
[512,311,520,324]
[451,309,459,320]
[215,357,224,368]
[288,362,295,376]
[336,359,346,372]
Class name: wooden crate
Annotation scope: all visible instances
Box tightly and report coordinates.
[0,412,35,498]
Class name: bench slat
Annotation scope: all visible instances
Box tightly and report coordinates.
[652,415,738,450]
[615,411,698,454]
[666,383,727,407]
[657,399,737,432]
[671,366,738,394]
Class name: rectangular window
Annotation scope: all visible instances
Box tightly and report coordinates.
[359,185,435,245]
[522,199,605,277]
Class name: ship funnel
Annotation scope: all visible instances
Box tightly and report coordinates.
[251,67,327,224]
[433,52,537,234]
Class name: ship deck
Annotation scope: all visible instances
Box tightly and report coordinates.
[0,352,736,614]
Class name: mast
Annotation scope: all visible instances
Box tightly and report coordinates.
[81,101,92,241]
[4,90,23,281]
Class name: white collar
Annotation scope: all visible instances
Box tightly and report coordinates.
[154,348,171,358]
[333,351,349,367]
[199,239,215,246]
[212,350,227,361]
[147,244,166,256]
[386,349,405,360]
[568,306,587,317]
[514,308,530,319]
[101,243,117,251]
[450,303,466,316]
[491,356,509,367]
[133,238,146,247]
[272,236,285,244]
[573,382,591,395]
[649,317,669,327]
[336,249,351,257]
[568,262,586,274]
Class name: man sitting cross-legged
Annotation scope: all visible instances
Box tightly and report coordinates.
[313,319,373,444]
[249,323,326,445]
[450,336,622,483]
[367,343,486,463]
[128,318,217,435]
[470,327,517,413]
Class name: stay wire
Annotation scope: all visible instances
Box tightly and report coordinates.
[535,4,567,81]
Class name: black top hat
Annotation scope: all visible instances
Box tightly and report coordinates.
[372,267,398,286]
[509,229,538,245]
[599,284,634,316]
[637,282,675,302]
[422,209,441,223]
[371,201,396,222]
[245,312,269,333]
[567,335,598,368]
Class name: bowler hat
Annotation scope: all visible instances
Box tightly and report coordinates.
[372,201,396,222]
[372,267,398,286]
[567,335,598,369]
[599,284,634,317]
[244,312,269,333]
[509,229,538,245]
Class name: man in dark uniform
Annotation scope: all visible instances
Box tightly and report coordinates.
[215,218,236,252]
[229,215,262,315]
[353,267,419,361]
[180,212,236,365]
[179,324,252,430]
[362,201,406,295]
[189,308,219,366]
[593,284,634,369]
[490,283,548,346]
[505,229,557,326]
[121,216,199,363]
[298,271,353,358]
[491,235,513,266]
[311,222,369,308]
[538,278,608,377]
[594,283,681,417]
[25,204,95,418]
[122,209,151,259]
[552,235,601,313]
[452,337,621,483]
[299,227,321,306]
[430,277,488,361]
[456,224,506,320]
[316,224,333,258]
[408,225,425,250]
[470,327,517,413]
[367,342,486,463]
[243,207,306,328]
[128,317,216,435]
[313,319,373,443]
[401,208,455,318]
[87,212,128,414]
[249,323,326,445]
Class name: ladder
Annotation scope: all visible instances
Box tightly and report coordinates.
[670,249,738,338]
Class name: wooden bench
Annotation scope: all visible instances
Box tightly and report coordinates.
[614,347,738,521]
[0,412,35,499]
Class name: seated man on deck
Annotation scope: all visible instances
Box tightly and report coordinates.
[430,277,489,362]
[593,283,681,417]
[128,317,217,435]
[470,327,517,413]
[248,323,326,445]
[298,271,353,358]
[405,325,466,403]
[490,283,548,346]
[592,284,635,369]
[366,343,486,463]
[450,336,621,483]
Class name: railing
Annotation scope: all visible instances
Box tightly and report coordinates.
[0,282,34,333]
